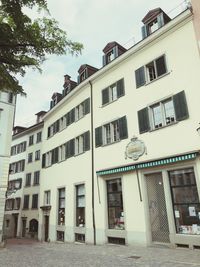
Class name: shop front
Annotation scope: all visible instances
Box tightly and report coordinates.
[97,152,200,248]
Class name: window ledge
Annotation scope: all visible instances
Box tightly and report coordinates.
[102,139,121,147]
[149,121,178,133]
[145,71,171,86]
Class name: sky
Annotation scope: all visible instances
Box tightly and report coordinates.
[15,0,188,127]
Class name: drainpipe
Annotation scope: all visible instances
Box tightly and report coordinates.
[89,80,96,245]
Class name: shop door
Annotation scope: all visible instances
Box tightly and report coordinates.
[44,215,49,242]
[146,172,170,243]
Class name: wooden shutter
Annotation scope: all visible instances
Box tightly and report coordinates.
[157,13,164,28]
[56,120,60,132]
[118,116,128,140]
[141,25,148,39]
[102,55,106,66]
[54,147,59,163]
[135,66,146,88]
[117,79,125,98]
[156,55,167,77]
[42,154,46,168]
[71,108,75,123]
[47,127,50,138]
[50,101,54,109]
[69,139,75,157]
[84,98,90,115]
[113,46,118,58]
[95,126,103,147]
[84,131,90,151]
[173,91,189,121]
[66,112,70,126]
[138,107,150,134]
[102,88,109,105]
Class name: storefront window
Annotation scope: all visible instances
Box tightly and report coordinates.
[76,184,85,227]
[169,168,200,235]
[58,188,65,225]
[107,178,124,230]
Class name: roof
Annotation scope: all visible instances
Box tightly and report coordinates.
[142,8,170,24]
[103,41,127,53]
[78,64,98,74]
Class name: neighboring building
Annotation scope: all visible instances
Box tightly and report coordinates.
[37,1,200,249]
[4,112,44,239]
[0,91,16,244]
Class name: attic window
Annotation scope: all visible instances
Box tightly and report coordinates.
[149,19,159,33]
[107,49,115,63]
[80,70,87,82]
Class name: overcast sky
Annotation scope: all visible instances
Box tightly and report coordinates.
[15,0,187,126]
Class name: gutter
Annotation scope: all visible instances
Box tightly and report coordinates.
[89,80,96,245]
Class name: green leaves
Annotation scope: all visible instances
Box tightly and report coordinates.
[0,0,83,94]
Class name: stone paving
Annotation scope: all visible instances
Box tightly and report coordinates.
[0,239,200,267]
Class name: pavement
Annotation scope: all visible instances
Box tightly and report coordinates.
[0,239,200,267]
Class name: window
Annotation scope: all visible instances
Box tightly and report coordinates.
[29,135,34,146]
[6,220,10,228]
[5,199,14,211]
[102,79,124,105]
[169,168,200,235]
[76,184,85,227]
[36,132,42,143]
[32,194,38,209]
[25,173,31,187]
[28,153,33,163]
[151,98,175,129]
[75,135,84,155]
[57,231,64,242]
[14,198,21,210]
[95,116,128,147]
[23,195,29,209]
[9,160,25,173]
[35,150,40,161]
[75,233,85,243]
[138,91,189,134]
[33,171,40,185]
[58,188,65,225]
[135,55,167,88]
[44,190,51,206]
[59,144,66,162]
[8,179,22,191]
[11,141,26,156]
[59,116,67,131]
[107,178,124,230]
[8,92,14,103]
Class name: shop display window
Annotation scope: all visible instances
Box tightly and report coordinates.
[107,178,124,230]
[169,168,200,235]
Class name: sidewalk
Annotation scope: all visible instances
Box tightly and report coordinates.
[0,239,200,267]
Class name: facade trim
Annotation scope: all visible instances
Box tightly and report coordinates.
[96,152,198,176]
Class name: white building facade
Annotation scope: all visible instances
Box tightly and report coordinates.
[36,1,200,248]
[0,91,16,243]
[4,114,44,239]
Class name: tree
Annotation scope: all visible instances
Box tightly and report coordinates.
[0,0,83,94]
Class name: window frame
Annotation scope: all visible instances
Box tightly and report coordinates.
[58,188,65,225]
[76,184,85,227]
[106,178,125,230]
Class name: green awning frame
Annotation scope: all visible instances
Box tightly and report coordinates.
[96,152,198,176]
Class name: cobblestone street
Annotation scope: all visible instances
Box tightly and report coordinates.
[0,239,200,267]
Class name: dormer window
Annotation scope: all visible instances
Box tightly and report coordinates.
[141,8,171,39]
[102,42,127,66]
[80,69,87,82]
[77,64,98,84]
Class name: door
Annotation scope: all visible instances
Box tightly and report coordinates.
[44,215,49,242]
[22,219,26,237]
[13,214,18,238]
[146,172,170,243]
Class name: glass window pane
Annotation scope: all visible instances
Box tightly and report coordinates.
[172,186,199,204]
[164,99,175,124]
[152,104,162,127]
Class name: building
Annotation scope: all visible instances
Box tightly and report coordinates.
[37,0,200,249]
[4,112,44,239]
[0,91,16,244]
